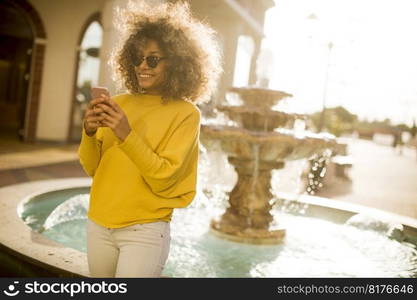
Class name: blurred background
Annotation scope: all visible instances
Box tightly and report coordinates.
[0,0,416,218]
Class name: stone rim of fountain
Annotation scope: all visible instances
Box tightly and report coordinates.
[0,178,91,277]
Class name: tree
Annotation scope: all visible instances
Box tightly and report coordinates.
[411,119,417,138]
[309,106,357,136]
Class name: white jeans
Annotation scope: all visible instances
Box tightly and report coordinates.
[87,218,170,278]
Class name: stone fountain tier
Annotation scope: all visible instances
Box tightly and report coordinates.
[228,86,293,108]
[200,125,336,162]
[217,105,306,131]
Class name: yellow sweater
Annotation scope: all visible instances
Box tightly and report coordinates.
[78,93,200,228]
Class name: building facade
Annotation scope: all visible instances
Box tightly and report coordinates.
[0,0,273,143]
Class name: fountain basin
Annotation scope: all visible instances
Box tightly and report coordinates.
[217,105,305,131]
[228,87,293,108]
[1,178,416,277]
[210,220,286,245]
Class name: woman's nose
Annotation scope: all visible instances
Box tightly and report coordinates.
[138,58,149,69]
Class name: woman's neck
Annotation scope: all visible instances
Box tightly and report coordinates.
[140,88,161,96]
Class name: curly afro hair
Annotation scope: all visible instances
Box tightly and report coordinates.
[110,1,223,104]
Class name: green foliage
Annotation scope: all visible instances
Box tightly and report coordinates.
[309,106,413,138]
[411,120,417,138]
[310,106,357,136]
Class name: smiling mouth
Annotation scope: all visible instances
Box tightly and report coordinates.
[138,74,153,78]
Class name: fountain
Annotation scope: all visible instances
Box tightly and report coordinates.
[200,86,336,244]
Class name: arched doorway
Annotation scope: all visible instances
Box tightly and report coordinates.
[0,0,46,143]
[68,13,103,142]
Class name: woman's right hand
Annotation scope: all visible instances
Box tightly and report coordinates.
[83,98,108,137]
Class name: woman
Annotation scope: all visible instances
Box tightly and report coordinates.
[78,1,221,277]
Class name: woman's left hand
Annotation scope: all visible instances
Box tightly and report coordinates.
[96,95,131,142]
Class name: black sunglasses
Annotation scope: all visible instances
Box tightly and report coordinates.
[132,55,167,68]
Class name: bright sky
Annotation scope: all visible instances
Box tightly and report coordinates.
[263,0,417,126]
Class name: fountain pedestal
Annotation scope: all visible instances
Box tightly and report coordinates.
[210,157,286,244]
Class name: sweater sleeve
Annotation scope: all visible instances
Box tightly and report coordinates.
[118,109,200,200]
[78,127,103,177]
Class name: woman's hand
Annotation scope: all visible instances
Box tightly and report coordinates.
[83,97,108,137]
[95,95,132,142]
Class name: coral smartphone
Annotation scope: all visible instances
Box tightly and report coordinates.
[91,86,110,99]
[91,87,111,126]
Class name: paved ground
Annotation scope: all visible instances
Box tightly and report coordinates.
[317,138,417,219]
[0,160,87,187]
[0,131,85,187]
[0,135,416,219]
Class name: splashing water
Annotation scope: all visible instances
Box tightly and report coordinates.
[306,149,332,195]
[345,214,406,242]
[42,194,89,231]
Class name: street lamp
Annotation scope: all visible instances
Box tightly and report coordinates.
[318,41,333,132]
[306,14,334,132]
